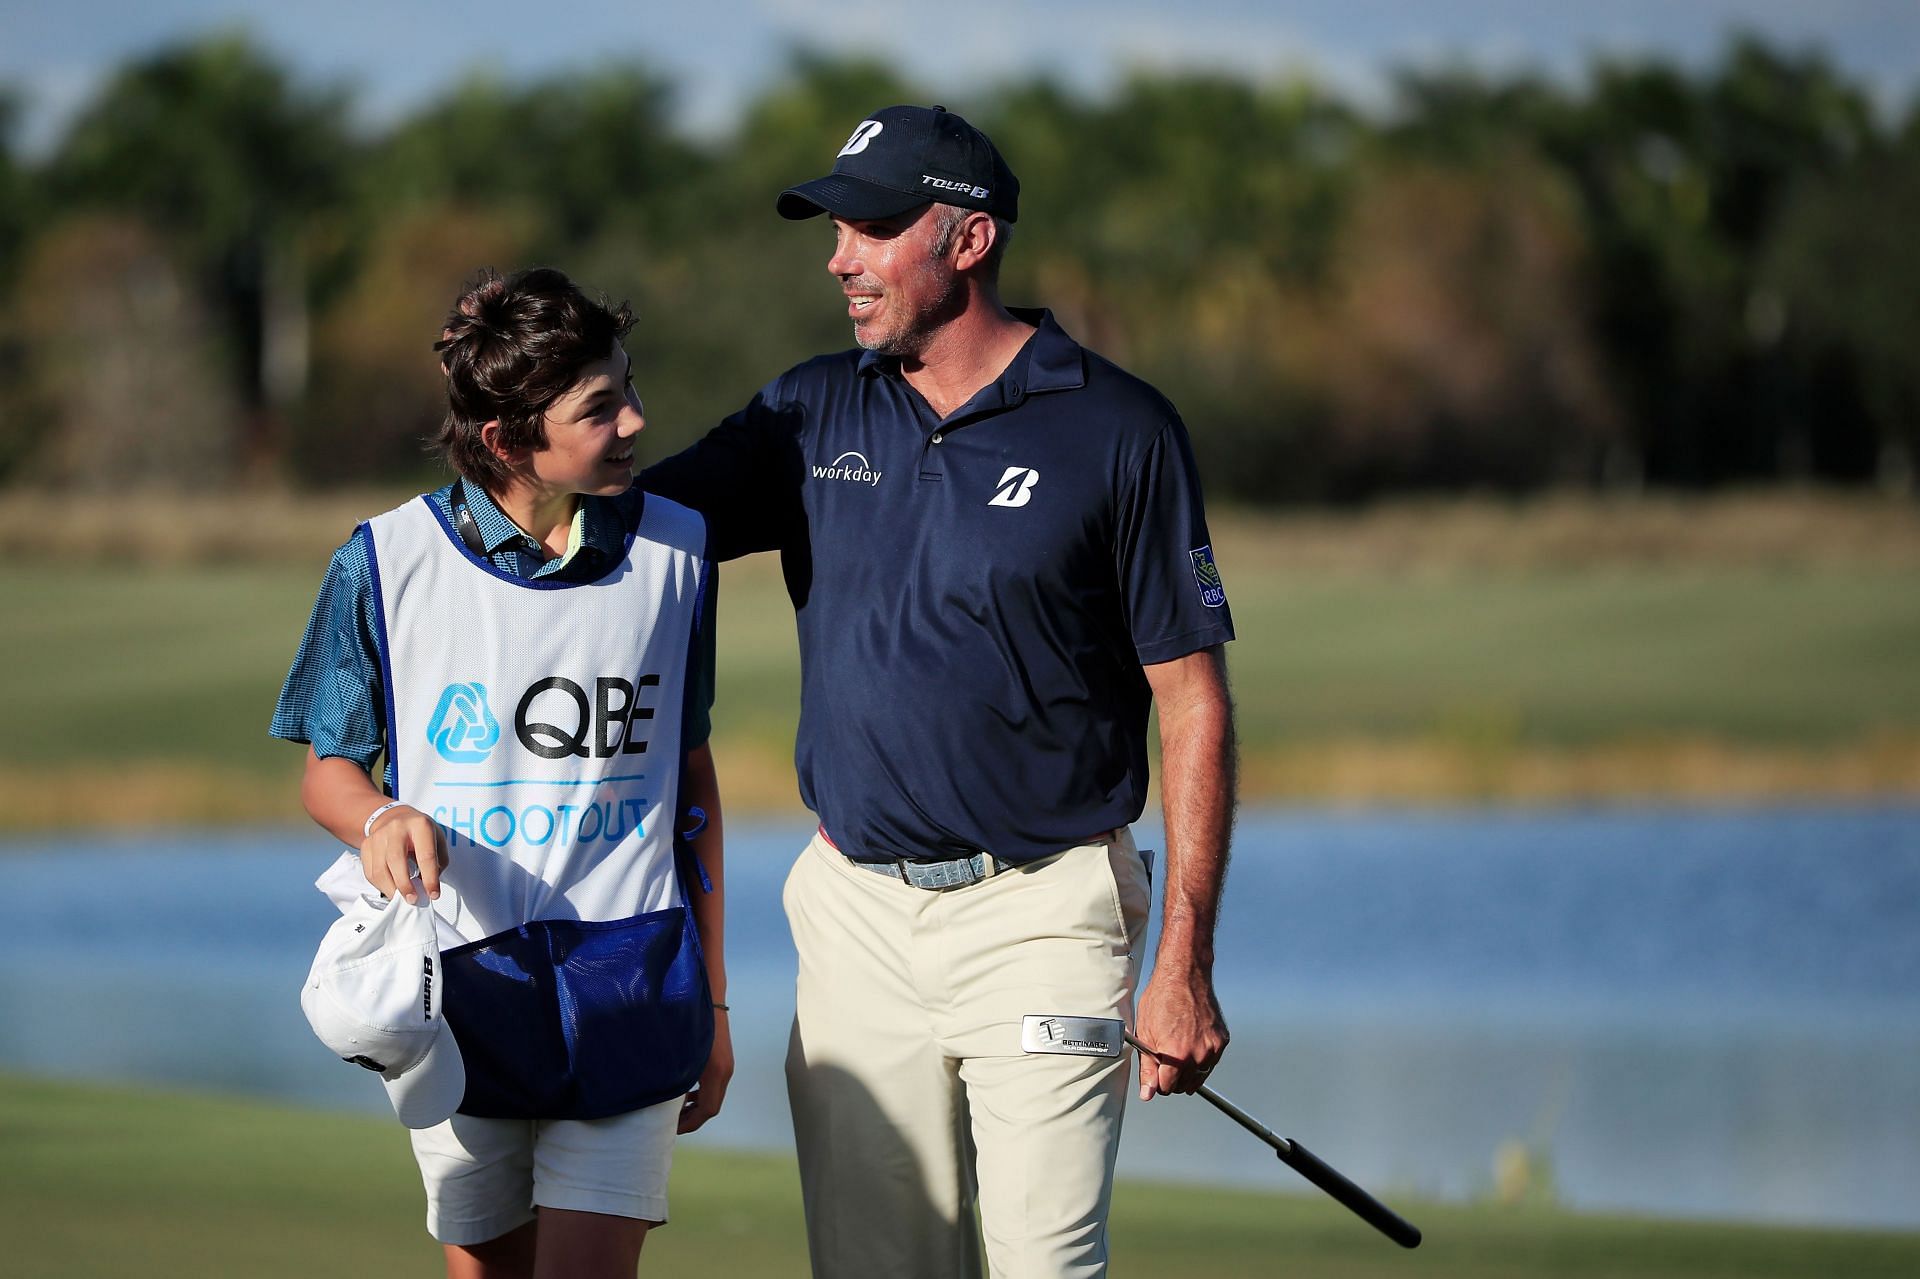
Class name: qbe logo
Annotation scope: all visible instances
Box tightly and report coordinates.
[427,682,501,762]
[427,675,663,765]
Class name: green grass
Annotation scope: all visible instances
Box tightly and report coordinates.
[1228,567,1920,746]
[0,561,806,778]
[4,503,1919,825]
[5,557,1916,776]
[0,564,327,773]
[2,1075,1913,1278]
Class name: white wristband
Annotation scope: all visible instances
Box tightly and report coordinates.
[363,800,406,839]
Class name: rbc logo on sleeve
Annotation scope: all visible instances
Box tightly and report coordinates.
[1189,545,1227,609]
[428,683,501,763]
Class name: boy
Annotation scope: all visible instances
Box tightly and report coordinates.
[273,266,729,1278]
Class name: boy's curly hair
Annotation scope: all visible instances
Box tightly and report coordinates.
[432,267,635,488]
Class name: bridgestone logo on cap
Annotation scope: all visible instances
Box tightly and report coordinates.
[839,121,883,156]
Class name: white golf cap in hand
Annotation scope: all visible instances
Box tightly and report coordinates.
[300,890,465,1129]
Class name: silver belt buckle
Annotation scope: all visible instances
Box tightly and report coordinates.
[901,854,986,890]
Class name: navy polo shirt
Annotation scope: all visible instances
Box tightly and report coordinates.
[641,308,1232,865]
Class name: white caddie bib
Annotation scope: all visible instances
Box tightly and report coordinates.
[364,492,707,944]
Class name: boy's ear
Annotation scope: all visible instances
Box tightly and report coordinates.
[478,420,518,465]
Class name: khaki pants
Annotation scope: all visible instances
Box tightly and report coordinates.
[783,829,1151,1279]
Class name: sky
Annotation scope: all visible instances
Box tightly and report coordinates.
[4,0,1917,152]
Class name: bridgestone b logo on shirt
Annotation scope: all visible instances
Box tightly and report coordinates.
[988,467,1040,508]
[812,451,882,486]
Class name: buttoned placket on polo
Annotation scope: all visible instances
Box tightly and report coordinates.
[905,373,1029,487]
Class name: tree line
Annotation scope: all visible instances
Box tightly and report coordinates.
[0,33,1914,504]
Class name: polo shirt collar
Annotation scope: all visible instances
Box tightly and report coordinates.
[1010,307,1088,395]
[459,482,536,555]
[575,491,627,559]
[457,481,626,568]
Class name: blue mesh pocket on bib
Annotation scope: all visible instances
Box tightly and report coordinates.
[441,907,712,1120]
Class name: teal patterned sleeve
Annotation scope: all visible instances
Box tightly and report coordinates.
[269,532,386,773]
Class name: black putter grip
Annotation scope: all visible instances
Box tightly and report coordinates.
[1277,1138,1423,1249]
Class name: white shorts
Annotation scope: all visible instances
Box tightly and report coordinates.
[407,1096,682,1246]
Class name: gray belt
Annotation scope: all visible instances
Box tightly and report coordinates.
[851,852,1016,891]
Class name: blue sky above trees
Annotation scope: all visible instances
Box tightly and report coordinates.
[4,0,1918,153]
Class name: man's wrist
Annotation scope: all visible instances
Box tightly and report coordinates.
[1151,919,1217,968]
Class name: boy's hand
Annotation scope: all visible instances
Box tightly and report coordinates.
[360,805,450,904]
[678,1008,734,1134]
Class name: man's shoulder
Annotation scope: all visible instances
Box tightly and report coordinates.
[765,348,868,405]
[1020,307,1179,433]
[1069,343,1183,433]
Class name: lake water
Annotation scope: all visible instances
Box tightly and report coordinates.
[1,804,1916,1231]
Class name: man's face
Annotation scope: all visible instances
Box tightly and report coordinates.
[527,343,645,497]
[827,204,963,358]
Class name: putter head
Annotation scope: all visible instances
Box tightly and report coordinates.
[1020,1014,1124,1058]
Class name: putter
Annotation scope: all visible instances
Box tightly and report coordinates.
[1019,1016,1422,1249]
[1125,1031,1422,1249]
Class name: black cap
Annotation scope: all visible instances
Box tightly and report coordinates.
[777,104,1019,224]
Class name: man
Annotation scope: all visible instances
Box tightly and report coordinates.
[641,104,1234,1278]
